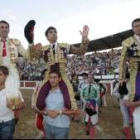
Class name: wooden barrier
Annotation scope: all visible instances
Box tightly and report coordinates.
[20,80,114,95]
[20,81,40,90]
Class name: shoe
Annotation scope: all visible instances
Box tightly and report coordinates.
[86,131,89,135]
[123,127,130,139]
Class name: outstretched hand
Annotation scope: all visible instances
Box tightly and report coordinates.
[80,25,89,39]
[119,79,126,86]
[34,43,42,51]
[47,110,59,118]
[124,101,134,107]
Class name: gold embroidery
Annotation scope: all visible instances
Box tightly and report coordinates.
[123,37,134,47]
[59,43,68,48]
[120,36,140,101]
[11,39,21,46]
[35,43,77,110]
[41,45,49,51]
[9,39,18,63]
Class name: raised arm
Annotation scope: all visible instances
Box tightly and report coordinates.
[10,39,29,59]
[70,25,90,55]
[24,20,42,61]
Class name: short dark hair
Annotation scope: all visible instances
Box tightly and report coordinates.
[0,66,9,75]
[42,69,47,76]
[72,73,77,78]
[80,72,88,77]
[0,20,9,28]
[49,70,61,78]
[45,26,57,37]
[41,69,47,79]
[132,18,140,27]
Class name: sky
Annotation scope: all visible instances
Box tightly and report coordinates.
[0,0,140,49]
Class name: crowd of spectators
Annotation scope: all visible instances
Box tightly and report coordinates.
[17,49,122,81]
[17,58,46,81]
[67,49,121,80]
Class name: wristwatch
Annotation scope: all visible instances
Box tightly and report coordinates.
[44,111,48,115]
[12,105,17,110]
[59,110,62,115]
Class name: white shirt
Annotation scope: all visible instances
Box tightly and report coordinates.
[0,88,14,121]
[133,106,140,116]
[0,38,12,67]
[50,42,57,52]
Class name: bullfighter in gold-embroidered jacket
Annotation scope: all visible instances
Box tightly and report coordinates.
[28,25,90,111]
[119,18,140,102]
[0,20,29,109]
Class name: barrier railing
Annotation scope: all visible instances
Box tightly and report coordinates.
[20,79,115,95]
[20,81,40,90]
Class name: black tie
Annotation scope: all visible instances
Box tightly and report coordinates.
[88,83,91,94]
[52,44,55,55]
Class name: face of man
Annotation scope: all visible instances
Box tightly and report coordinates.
[47,29,57,43]
[0,71,7,85]
[83,75,88,80]
[132,21,140,37]
[0,23,10,39]
[73,75,77,81]
[49,73,61,88]
[79,65,84,72]
[88,74,93,83]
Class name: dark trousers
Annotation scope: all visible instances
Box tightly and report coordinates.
[0,119,15,139]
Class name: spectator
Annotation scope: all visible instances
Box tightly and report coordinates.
[80,74,100,139]
[42,70,78,139]
[0,66,15,139]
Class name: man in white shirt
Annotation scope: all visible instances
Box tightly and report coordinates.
[0,66,15,139]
